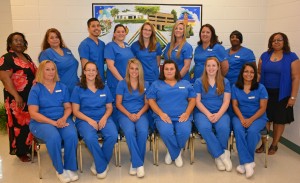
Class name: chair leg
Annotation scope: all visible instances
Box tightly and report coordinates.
[229,131,234,153]
[36,142,42,179]
[264,135,269,168]
[31,140,35,163]
[118,134,121,167]
[152,133,156,165]
[79,141,83,173]
[190,133,195,164]
[155,135,159,166]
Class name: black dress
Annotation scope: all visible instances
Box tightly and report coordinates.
[0,51,37,156]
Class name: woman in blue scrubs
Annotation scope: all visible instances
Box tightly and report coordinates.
[104,24,135,99]
[131,22,162,85]
[193,24,228,82]
[232,63,268,178]
[193,57,232,172]
[226,30,256,86]
[163,21,193,81]
[116,59,149,178]
[147,60,196,167]
[39,28,79,93]
[71,62,118,179]
[28,60,78,183]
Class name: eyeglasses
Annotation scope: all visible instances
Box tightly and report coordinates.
[272,39,283,43]
[12,39,25,44]
[142,29,152,32]
[243,71,255,74]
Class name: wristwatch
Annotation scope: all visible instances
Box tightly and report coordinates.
[290,96,296,100]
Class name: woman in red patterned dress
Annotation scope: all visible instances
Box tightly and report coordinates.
[0,32,37,162]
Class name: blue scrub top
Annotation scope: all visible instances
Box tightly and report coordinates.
[225,47,256,85]
[194,78,231,113]
[104,41,135,89]
[78,37,106,81]
[231,84,268,120]
[147,79,196,121]
[28,82,70,123]
[163,42,193,81]
[131,41,162,83]
[39,48,79,93]
[116,80,149,115]
[193,44,227,80]
[70,85,113,122]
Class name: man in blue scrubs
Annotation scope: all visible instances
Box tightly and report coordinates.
[78,18,106,80]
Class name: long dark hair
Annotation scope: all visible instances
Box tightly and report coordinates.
[79,62,104,89]
[159,60,181,81]
[235,62,259,90]
[197,24,221,47]
[41,28,66,50]
[6,32,28,52]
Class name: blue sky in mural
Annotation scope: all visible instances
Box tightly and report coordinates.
[178,6,201,21]
[94,6,114,18]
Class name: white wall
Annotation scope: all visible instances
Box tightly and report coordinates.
[266,0,300,146]
[1,0,300,145]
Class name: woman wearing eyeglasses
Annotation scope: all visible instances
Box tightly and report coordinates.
[256,32,300,155]
[0,32,37,162]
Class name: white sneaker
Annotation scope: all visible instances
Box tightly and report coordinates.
[220,150,232,172]
[174,152,183,167]
[165,151,172,165]
[236,165,245,174]
[97,166,109,179]
[129,164,137,175]
[90,162,96,175]
[65,170,79,181]
[215,158,225,171]
[56,170,71,183]
[245,162,255,178]
[137,166,145,178]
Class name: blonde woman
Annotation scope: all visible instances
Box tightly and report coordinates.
[116,59,149,178]
[163,21,193,81]
[28,60,78,183]
[193,57,232,172]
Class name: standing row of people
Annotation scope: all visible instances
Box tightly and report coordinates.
[0,18,299,182]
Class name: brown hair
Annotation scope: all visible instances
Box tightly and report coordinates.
[79,62,104,89]
[159,60,181,81]
[138,22,157,52]
[201,57,224,95]
[267,32,291,53]
[41,28,66,50]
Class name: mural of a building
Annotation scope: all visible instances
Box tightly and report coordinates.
[116,11,148,20]
[148,12,175,30]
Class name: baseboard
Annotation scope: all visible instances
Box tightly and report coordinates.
[270,131,300,155]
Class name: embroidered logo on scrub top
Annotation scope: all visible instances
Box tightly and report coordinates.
[234,55,240,58]
[66,51,72,55]
[55,90,62,93]
[179,86,185,89]
[175,49,178,52]
[144,88,147,91]
[100,94,106,97]
[125,45,130,48]
[248,96,255,99]
[207,49,213,52]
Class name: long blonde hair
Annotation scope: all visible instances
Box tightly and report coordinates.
[201,57,224,95]
[167,21,187,59]
[125,58,145,94]
[35,60,60,83]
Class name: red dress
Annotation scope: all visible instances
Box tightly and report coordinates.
[0,51,37,156]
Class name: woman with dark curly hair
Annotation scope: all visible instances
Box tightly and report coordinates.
[0,32,37,162]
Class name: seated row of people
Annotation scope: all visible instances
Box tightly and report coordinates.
[27,58,267,183]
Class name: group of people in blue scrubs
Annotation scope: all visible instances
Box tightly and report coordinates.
[26,17,299,183]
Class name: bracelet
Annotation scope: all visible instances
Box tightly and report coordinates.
[290,96,296,100]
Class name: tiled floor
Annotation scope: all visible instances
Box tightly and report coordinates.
[0,132,299,183]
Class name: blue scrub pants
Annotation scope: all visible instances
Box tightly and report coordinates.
[119,113,149,168]
[194,112,230,158]
[76,118,118,173]
[155,118,191,160]
[232,117,266,164]
[29,118,78,174]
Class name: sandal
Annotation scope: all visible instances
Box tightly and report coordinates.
[255,143,265,153]
[17,154,31,162]
[268,145,278,155]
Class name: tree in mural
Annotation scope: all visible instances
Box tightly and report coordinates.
[110,8,119,19]
[171,9,177,22]
[135,6,160,15]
